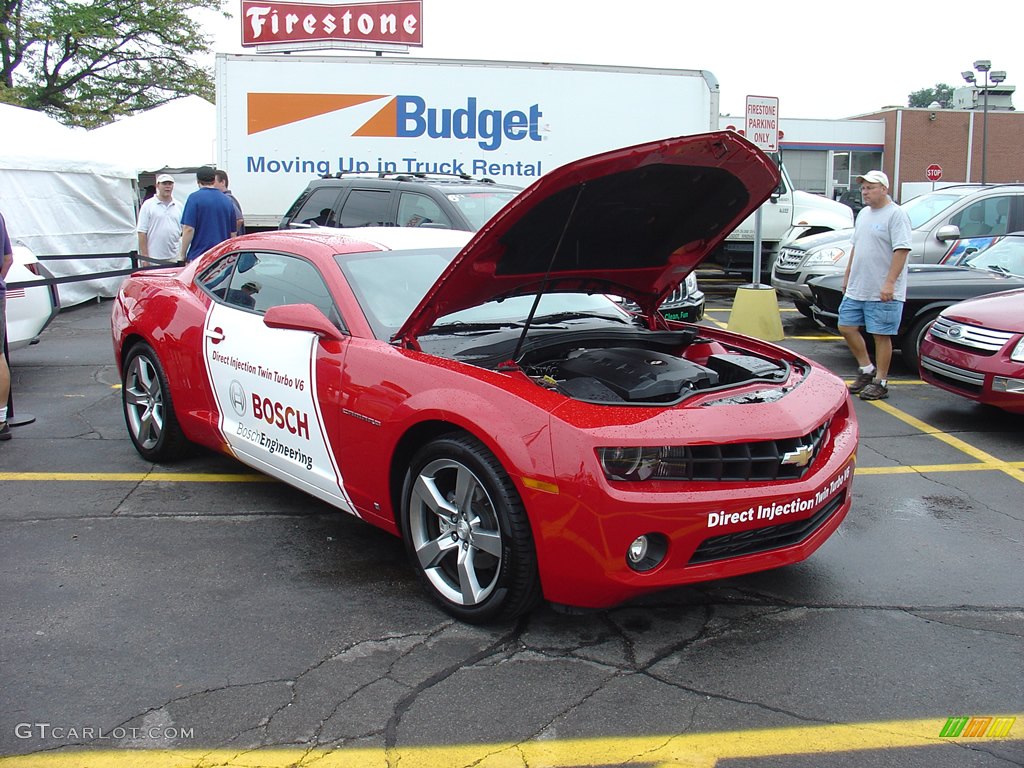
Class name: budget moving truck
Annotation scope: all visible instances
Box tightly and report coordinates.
[216,54,851,271]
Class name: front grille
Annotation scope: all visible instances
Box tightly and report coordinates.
[773,271,800,283]
[689,491,846,565]
[775,247,807,270]
[920,356,984,393]
[652,423,829,482]
[659,284,691,309]
[929,317,1014,354]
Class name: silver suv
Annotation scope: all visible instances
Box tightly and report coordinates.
[771,184,1024,316]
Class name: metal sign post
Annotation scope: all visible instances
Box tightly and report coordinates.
[728,95,785,341]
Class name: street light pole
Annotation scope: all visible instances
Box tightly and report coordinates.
[976,60,991,184]
[962,60,1007,185]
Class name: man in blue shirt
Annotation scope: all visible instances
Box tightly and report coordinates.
[179,167,237,263]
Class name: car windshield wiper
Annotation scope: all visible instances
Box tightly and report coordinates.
[530,311,629,325]
[985,264,1010,274]
[425,321,524,335]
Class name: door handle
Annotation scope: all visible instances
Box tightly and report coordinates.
[204,326,225,343]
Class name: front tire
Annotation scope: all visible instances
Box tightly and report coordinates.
[122,343,189,461]
[400,434,540,623]
[902,311,941,372]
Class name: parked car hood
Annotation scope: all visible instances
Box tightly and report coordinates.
[788,227,855,251]
[938,287,1024,330]
[395,131,780,342]
[811,264,1024,297]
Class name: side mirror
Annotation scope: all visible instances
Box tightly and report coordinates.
[264,303,345,341]
[936,225,961,242]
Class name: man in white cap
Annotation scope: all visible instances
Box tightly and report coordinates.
[838,170,912,401]
[136,173,182,266]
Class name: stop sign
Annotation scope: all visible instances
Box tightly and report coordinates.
[926,163,943,182]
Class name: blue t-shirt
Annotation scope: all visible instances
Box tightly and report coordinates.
[181,188,237,262]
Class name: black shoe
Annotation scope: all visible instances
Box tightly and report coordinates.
[0,421,11,441]
[859,382,889,401]
[848,371,875,394]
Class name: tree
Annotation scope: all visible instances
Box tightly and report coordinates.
[0,0,226,127]
[908,83,955,109]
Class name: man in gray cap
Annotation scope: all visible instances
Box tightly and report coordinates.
[838,170,912,401]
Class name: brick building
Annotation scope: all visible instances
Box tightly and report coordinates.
[853,107,1024,200]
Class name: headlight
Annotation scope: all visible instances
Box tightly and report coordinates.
[1011,337,1024,363]
[804,247,848,267]
[598,447,653,480]
[685,273,699,295]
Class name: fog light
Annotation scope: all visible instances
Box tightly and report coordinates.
[993,376,1024,394]
[628,536,649,563]
[625,533,668,572]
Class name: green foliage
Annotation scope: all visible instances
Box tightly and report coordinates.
[908,83,955,109]
[0,0,226,127]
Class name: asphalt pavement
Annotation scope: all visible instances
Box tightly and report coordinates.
[1,294,1022,767]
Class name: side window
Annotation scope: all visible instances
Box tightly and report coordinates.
[397,192,453,228]
[951,196,1012,238]
[290,188,342,227]
[200,252,345,329]
[338,189,392,227]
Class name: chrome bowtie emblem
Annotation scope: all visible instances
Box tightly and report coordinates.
[781,445,813,467]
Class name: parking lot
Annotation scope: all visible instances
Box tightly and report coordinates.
[1,285,1022,767]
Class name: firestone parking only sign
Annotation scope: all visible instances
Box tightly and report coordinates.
[745,95,779,152]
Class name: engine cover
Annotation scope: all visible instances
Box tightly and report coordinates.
[558,347,719,402]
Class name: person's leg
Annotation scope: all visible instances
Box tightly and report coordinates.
[873,334,894,383]
[0,294,10,438]
[858,301,902,400]
[838,296,876,392]
[839,324,872,368]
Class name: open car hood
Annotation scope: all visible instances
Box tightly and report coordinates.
[395,131,780,343]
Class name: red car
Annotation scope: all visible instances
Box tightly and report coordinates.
[111,132,858,622]
[919,287,1024,414]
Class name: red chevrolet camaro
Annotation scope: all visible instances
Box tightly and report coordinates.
[111,132,859,622]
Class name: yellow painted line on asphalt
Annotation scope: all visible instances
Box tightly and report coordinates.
[865,399,1024,483]
[1,715,1019,767]
[0,472,273,483]
[858,462,1024,475]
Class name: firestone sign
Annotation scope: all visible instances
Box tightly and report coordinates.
[241,0,423,48]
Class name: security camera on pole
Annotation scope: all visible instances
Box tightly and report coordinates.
[728,95,785,341]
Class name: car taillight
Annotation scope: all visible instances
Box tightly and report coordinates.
[25,263,42,276]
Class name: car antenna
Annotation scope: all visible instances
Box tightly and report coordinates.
[506,183,586,367]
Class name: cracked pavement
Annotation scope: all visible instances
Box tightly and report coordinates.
[1,298,1021,767]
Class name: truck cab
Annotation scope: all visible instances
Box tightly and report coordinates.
[712,155,854,278]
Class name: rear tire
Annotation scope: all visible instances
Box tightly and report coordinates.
[400,433,541,623]
[122,343,189,461]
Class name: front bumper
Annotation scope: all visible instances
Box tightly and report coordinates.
[523,374,859,609]
[920,338,1024,415]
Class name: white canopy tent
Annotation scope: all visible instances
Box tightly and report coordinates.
[1,98,219,306]
[0,104,138,306]
[87,96,217,205]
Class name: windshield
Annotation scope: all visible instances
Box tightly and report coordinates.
[901,191,975,229]
[966,237,1024,277]
[339,247,627,340]
[446,190,519,230]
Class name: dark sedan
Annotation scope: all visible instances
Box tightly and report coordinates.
[807,233,1024,370]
